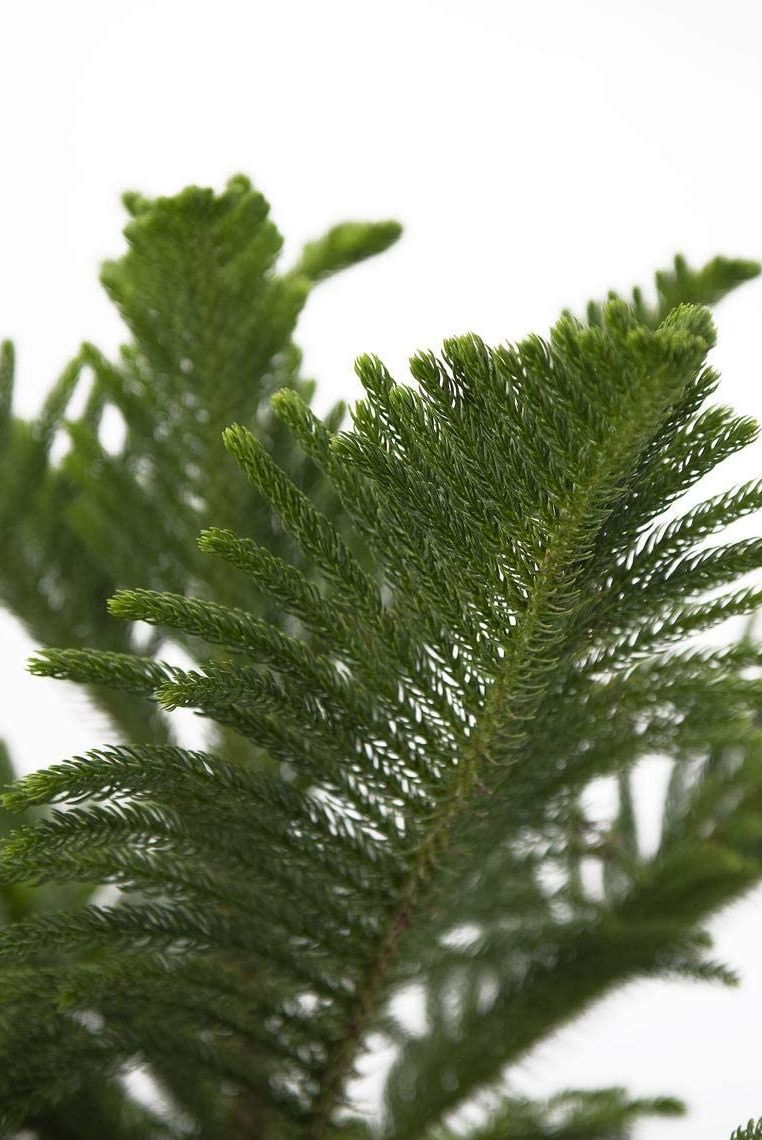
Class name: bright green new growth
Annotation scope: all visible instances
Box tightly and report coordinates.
[0,175,400,748]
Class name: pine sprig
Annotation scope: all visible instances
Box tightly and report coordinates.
[732,1122,762,1140]
[581,252,760,329]
[3,290,762,1138]
[427,1088,684,1140]
[0,175,401,749]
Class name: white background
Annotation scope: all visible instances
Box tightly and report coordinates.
[1,2,761,1136]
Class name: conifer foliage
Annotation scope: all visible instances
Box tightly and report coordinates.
[1,180,762,1139]
[0,175,400,746]
[733,1122,762,1140]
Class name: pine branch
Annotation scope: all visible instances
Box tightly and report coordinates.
[1,176,760,1137]
[0,176,401,1138]
[732,1122,762,1140]
[4,289,762,1140]
[0,176,400,747]
[579,252,760,329]
[426,1088,684,1140]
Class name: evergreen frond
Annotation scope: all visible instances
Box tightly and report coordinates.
[732,1122,762,1140]
[292,220,403,283]
[3,291,762,1139]
[0,175,400,746]
[580,253,760,329]
[427,1088,683,1140]
[0,175,402,1136]
[3,175,762,1140]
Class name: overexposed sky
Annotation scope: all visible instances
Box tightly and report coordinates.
[1,2,762,1137]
